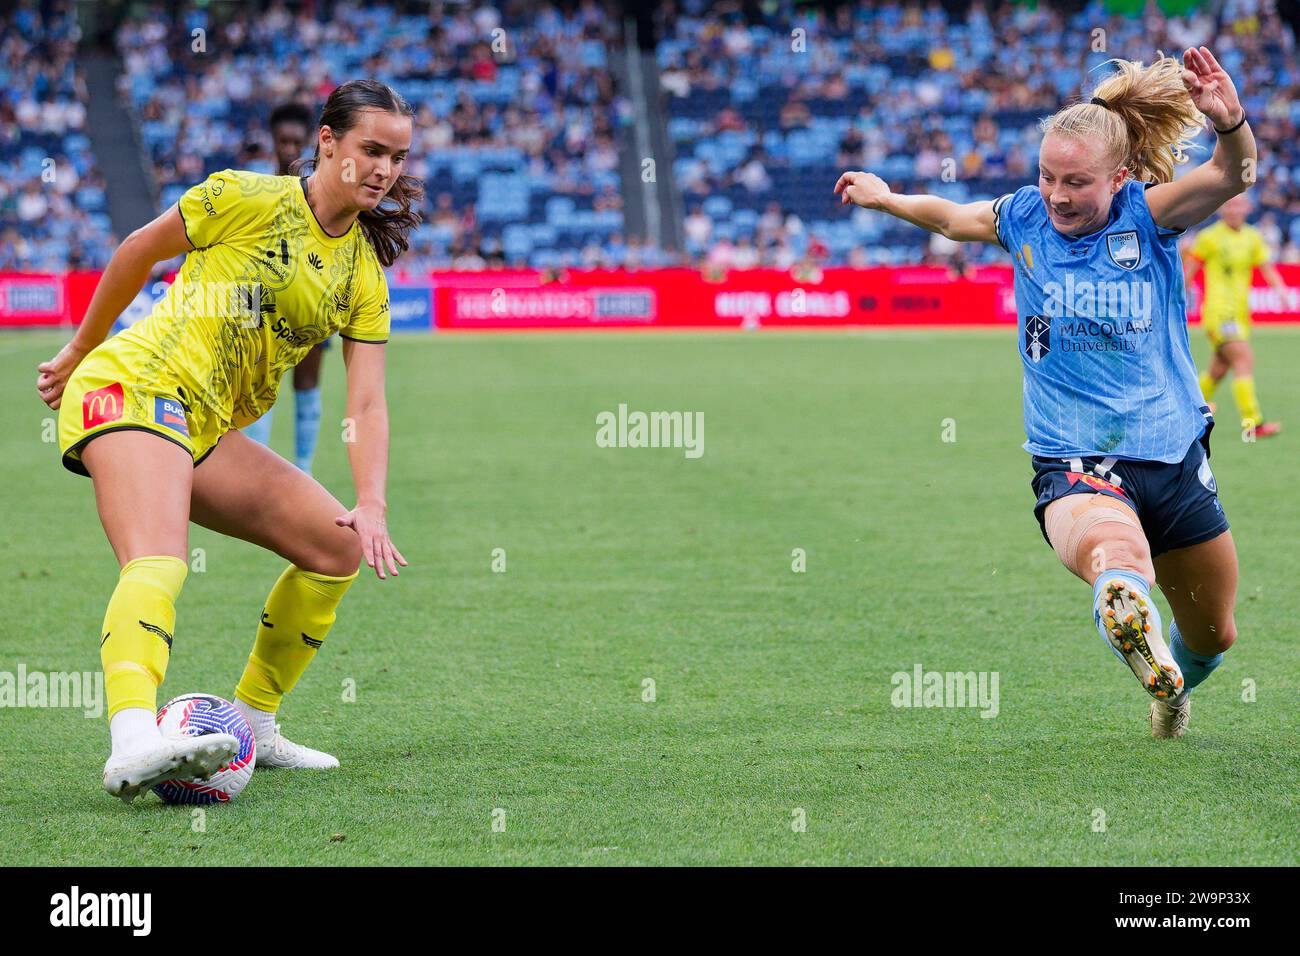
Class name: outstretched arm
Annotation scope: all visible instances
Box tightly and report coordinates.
[834,171,1000,245]
[1146,47,1257,233]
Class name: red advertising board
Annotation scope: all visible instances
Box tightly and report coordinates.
[5,266,1300,330]
[0,274,64,326]
[429,265,1300,329]
[430,267,1007,329]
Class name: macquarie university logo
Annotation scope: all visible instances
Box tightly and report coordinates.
[1106,230,1142,271]
[1024,314,1050,362]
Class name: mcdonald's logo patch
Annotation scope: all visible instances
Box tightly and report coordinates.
[83,382,124,429]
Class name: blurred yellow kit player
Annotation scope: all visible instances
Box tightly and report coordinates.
[1184,193,1287,436]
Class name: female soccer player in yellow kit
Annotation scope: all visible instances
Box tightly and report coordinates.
[1183,192,1286,436]
[35,80,418,802]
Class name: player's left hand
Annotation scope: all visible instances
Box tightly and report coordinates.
[336,504,407,580]
[36,339,91,410]
[1180,46,1243,131]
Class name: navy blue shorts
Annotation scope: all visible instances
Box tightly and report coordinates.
[1030,429,1229,559]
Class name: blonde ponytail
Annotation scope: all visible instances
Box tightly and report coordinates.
[1040,53,1206,184]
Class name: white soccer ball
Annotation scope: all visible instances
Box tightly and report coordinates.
[152,693,256,804]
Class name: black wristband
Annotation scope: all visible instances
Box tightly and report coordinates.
[1214,113,1247,135]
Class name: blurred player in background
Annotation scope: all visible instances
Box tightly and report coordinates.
[243,101,332,474]
[838,48,1255,740]
[36,80,415,802]
[1183,192,1286,437]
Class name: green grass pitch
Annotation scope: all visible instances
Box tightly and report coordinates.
[0,326,1296,865]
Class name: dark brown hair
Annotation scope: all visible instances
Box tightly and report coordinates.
[293,79,423,267]
[269,101,314,133]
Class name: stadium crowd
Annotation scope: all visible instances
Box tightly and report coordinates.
[0,0,115,271]
[7,0,1300,275]
[657,0,1300,268]
[115,0,654,271]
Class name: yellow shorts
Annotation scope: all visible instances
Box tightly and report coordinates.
[58,335,227,477]
[1201,308,1251,350]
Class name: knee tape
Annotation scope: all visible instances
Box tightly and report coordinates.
[1045,495,1141,568]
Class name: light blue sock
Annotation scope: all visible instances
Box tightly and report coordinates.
[1170,620,1223,694]
[243,408,274,447]
[1093,570,1160,665]
[294,386,321,474]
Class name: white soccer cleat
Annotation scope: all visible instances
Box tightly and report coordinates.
[103,734,240,804]
[1149,695,1192,739]
[1097,578,1185,701]
[254,723,339,770]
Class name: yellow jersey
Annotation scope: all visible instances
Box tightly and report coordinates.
[120,168,390,428]
[1190,221,1268,321]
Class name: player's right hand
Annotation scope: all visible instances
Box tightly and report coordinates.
[835,171,890,210]
[36,340,90,410]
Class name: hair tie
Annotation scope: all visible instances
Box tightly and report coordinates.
[1090,96,1110,109]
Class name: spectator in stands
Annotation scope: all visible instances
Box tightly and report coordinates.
[705,235,735,271]
[594,183,623,212]
[733,147,773,194]
[431,192,457,228]
[684,204,712,248]
[732,236,760,269]
[838,125,866,168]
[452,238,488,271]
[779,97,811,130]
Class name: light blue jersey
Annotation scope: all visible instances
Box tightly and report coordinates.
[993,179,1211,463]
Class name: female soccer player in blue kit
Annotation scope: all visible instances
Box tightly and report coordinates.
[836,48,1254,738]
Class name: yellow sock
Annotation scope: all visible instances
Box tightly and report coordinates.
[235,565,357,713]
[1231,376,1263,429]
[101,555,188,719]
[1198,370,1218,401]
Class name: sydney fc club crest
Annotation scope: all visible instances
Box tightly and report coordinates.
[1198,454,1217,493]
[1025,314,1050,362]
[1106,230,1142,271]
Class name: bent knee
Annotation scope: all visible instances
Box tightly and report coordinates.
[1047,494,1150,580]
[1202,619,1237,655]
[1082,532,1151,572]
[297,531,363,578]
